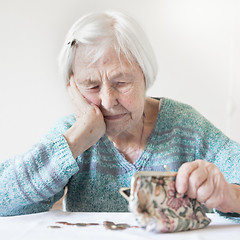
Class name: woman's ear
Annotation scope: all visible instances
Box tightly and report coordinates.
[67,75,74,88]
[66,75,74,97]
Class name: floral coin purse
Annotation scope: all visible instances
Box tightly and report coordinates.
[120,171,211,233]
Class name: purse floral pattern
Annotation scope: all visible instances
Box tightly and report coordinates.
[129,173,211,233]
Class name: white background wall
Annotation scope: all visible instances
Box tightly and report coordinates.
[0,0,239,161]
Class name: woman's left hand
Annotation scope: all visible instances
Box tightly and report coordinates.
[176,159,240,213]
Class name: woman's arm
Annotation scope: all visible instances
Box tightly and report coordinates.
[63,77,106,159]
[0,78,106,216]
[0,133,79,216]
[172,101,240,216]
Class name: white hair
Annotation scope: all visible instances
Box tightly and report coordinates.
[58,10,158,89]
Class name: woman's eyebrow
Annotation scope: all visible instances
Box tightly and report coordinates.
[78,79,100,86]
[77,73,133,85]
[110,72,132,81]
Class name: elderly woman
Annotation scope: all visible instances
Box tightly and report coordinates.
[0,11,239,218]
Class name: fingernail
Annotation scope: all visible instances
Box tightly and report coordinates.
[176,183,183,193]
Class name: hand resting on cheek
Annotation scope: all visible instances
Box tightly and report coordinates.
[63,77,106,159]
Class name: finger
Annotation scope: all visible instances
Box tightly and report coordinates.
[69,77,104,120]
[187,166,208,199]
[67,78,90,119]
[90,103,103,116]
[195,175,214,204]
[67,77,79,101]
[204,187,222,210]
[69,77,87,103]
[201,172,226,209]
[69,77,93,110]
[176,161,199,194]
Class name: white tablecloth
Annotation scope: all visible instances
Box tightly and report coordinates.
[0,210,239,240]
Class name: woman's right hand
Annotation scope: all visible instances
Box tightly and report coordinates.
[63,77,106,159]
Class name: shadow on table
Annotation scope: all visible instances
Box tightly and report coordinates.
[207,224,240,230]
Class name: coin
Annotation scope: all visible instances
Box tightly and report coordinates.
[56,221,100,227]
[48,226,61,229]
[103,221,133,230]
[87,223,99,226]
[110,225,118,230]
[103,221,115,230]
[116,223,130,229]
[54,220,136,230]
[56,221,74,225]
[130,225,139,228]
[75,223,87,227]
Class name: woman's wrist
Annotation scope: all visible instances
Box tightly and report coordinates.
[63,118,105,159]
[229,184,240,213]
[63,123,85,159]
[216,183,240,214]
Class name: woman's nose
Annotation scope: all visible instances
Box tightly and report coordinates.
[100,87,118,110]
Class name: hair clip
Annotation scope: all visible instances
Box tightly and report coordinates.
[67,39,77,47]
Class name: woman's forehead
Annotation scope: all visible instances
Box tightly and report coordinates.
[74,64,138,82]
[74,46,131,67]
[73,47,140,77]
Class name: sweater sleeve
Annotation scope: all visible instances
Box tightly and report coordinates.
[182,103,240,220]
[167,99,240,183]
[165,99,240,221]
[0,115,80,216]
[213,140,240,221]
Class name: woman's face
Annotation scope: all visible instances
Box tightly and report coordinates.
[72,47,146,137]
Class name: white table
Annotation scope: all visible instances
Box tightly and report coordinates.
[0,210,239,240]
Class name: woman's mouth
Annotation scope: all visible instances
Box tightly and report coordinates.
[104,113,127,121]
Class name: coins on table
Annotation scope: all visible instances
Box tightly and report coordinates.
[48,221,138,230]
[103,221,138,230]
[48,225,62,229]
[55,221,99,227]
[56,221,75,226]
[75,223,87,227]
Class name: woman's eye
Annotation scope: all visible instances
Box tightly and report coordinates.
[116,82,132,93]
[117,82,128,87]
[87,85,100,91]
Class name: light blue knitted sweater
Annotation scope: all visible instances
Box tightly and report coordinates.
[0,98,240,218]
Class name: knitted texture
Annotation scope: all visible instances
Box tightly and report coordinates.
[0,98,240,217]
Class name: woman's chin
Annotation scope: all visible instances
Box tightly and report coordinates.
[106,126,125,137]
